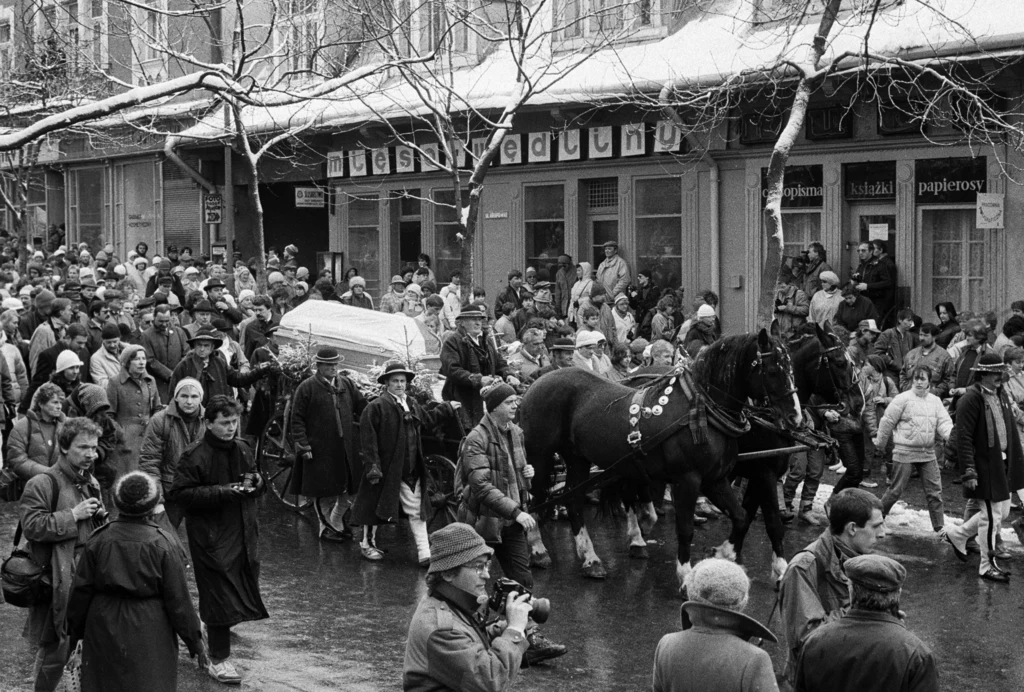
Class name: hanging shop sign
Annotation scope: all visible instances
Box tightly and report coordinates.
[844,161,896,200]
[295,187,325,208]
[325,121,684,178]
[761,165,823,208]
[203,194,223,224]
[915,157,986,204]
[976,192,1004,229]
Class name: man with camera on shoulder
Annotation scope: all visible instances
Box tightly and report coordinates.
[404,523,531,691]
[454,382,567,667]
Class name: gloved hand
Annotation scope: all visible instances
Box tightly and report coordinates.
[366,465,383,485]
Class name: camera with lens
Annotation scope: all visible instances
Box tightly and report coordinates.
[487,577,550,624]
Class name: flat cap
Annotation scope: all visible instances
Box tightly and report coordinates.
[845,554,906,592]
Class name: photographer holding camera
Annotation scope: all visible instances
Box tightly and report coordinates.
[455,383,567,667]
[404,523,532,691]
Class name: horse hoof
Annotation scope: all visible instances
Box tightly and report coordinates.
[531,553,552,569]
[629,545,649,560]
[582,562,608,579]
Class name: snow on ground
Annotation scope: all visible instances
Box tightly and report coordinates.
[794,481,1024,549]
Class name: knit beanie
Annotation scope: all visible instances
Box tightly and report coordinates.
[113,471,161,517]
[34,289,55,313]
[174,377,204,400]
[483,382,517,413]
[427,522,493,574]
[684,558,750,612]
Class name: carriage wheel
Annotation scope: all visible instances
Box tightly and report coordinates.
[424,455,458,532]
[257,411,313,512]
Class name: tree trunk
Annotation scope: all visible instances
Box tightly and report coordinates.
[458,133,505,293]
[244,157,268,292]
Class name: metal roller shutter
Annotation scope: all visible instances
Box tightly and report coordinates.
[162,158,203,253]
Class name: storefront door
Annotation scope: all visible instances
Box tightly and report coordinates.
[591,217,618,269]
[846,203,896,277]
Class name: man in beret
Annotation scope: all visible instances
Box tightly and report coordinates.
[403,523,531,691]
[795,555,937,692]
[780,488,886,687]
[456,382,566,666]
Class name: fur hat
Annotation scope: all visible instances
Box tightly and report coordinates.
[349,276,366,289]
[267,272,285,286]
[819,270,840,287]
[427,522,493,574]
[113,471,161,517]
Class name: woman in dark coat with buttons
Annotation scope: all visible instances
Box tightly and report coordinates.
[68,472,207,692]
[106,344,160,479]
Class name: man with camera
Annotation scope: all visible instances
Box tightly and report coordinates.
[455,382,566,666]
[403,523,532,691]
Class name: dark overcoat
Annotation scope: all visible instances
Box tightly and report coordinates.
[168,432,269,627]
[352,394,456,526]
[289,373,367,497]
[67,518,203,692]
[955,384,1024,501]
[440,328,508,428]
[169,351,263,406]
[140,325,190,403]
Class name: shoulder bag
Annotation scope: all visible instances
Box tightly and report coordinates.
[1,474,59,607]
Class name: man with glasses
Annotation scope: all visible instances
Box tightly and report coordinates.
[404,523,531,691]
[84,301,112,355]
[456,382,567,666]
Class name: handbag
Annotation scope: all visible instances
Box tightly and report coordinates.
[59,640,83,692]
[1,474,58,608]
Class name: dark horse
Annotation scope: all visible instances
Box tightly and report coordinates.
[729,323,854,583]
[519,328,802,590]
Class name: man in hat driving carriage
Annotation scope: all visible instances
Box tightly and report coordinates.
[352,361,461,564]
[290,347,367,543]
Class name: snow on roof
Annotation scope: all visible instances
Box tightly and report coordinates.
[174,0,1024,143]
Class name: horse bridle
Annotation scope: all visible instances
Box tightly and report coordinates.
[748,345,798,411]
[803,341,853,413]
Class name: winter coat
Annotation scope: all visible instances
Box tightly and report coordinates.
[955,384,1024,501]
[808,288,844,328]
[139,401,207,495]
[353,394,456,526]
[684,322,718,359]
[873,328,919,382]
[440,327,509,428]
[596,254,631,298]
[493,285,525,319]
[507,349,548,384]
[168,431,269,628]
[554,265,574,318]
[899,345,955,397]
[145,273,187,304]
[107,369,161,479]
[340,292,374,310]
[140,326,190,403]
[934,319,960,350]
[67,518,203,692]
[567,262,595,325]
[862,255,896,320]
[169,351,264,406]
[861,372,899,436]
[7,409,64,479]
[796,610,938,692]
[2,341,28,404]
[779,530,853,684]
[19,459,105,648]
[834,296,880,333]
[403,581,527,692]
[289,373,367,497]
[801,259,832,299]
[950,343,989,390]
[875,390,953,464]
[89,346,122,390]
[29,319,63,374]
[241,318,279,362]
[774,284,810,337]
[456,415,531,543]
[653,603,779,692]
[379,289,405,314]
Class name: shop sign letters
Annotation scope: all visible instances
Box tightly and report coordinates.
[295,187,325,208]
[326,121,683,177]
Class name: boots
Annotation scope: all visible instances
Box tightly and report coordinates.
[521,628,567,667]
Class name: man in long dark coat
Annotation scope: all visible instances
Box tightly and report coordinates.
[141,304,190,404]
[169,396,267,685]
[352,361,460,565]
[440,304,518,428]
[945,353,1024,583]
[289,347,367,542]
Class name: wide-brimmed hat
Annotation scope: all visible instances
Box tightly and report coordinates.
[427,522,493,574]
[377,361,416,384]
[315,347,344,364]
[187,326,223,347]
[549,337,575,352]
[972,352,1008,373]
[456,304,487,321]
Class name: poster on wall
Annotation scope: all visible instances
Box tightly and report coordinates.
[868,223,890,241]
[295,187,326,208]
[976,192,1004,229]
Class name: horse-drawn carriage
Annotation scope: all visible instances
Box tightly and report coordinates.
[254,302,461,532]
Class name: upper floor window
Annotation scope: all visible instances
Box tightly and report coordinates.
[0,18,11,77]
[753,0,903,24]
[276,0,321,73]
[555,0,666,46]
[392,0,473,58]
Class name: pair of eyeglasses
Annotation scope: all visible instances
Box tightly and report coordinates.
[466,559,491,576]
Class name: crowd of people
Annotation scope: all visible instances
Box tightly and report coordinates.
[0,230,1015,692]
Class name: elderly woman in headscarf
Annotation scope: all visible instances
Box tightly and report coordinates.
[125,256,149,296]
[568,261,594,327]
[234,264,257,296]
[402,282,425,319]
[106,344,161,479]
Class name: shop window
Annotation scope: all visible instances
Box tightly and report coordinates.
[348,195,380,296]
[780,211,820,260]
[524,184,564,283]
[71,167,107,253]
[635,178,681,289]
[433,188,469,288]
[923,208,988,315]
